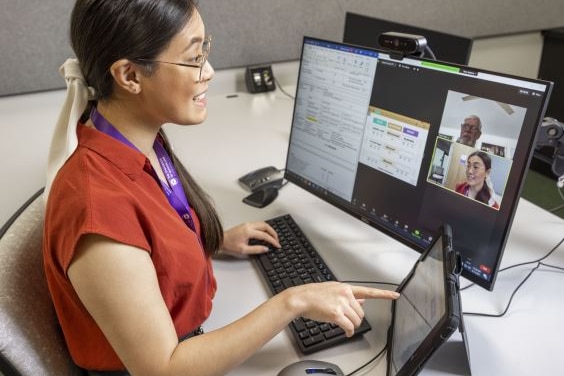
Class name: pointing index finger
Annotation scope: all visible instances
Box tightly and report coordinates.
[350,285,400,300]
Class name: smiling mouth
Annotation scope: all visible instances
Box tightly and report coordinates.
[467,176,483,186]
[193,92,207,102]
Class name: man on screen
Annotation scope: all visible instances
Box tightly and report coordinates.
[457,115,482,147]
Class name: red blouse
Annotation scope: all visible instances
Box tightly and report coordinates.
[455,182,500,209]
[43,125,216,370]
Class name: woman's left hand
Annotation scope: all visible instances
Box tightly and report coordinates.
[221,222,281,256]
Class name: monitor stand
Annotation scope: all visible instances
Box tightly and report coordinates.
[423,311,472,375]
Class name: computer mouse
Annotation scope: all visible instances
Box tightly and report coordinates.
[242,186,279,208]
[277,360,344,376]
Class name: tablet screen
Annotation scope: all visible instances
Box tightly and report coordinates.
[388,230,458,376]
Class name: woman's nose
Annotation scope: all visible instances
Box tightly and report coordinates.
[201,60,214,82]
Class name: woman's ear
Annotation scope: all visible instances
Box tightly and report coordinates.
[109,59,142,94]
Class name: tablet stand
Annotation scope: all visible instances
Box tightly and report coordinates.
[423,307,472,375]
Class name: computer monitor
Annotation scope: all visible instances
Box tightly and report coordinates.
[343,12,473,65]
[284,37,552,290]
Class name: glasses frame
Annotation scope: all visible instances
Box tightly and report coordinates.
[460,122,480,132]
[137,35,212,82]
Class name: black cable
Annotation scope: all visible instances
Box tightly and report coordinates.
[539,262,564,272]
[464,263,540,317]
[459,282,474,291]
[498,236,563,272]
[336,280,396,375]
[346,344,387,376]
[460,235,564,291]
[462,236,564,317]
[273,76,295,100]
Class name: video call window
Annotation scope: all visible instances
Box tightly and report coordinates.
[426,90,526,210]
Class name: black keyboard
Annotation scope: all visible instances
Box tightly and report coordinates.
[251,214,371,354]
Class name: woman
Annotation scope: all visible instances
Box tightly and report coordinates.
[42,1,399,375]
[456,151,500,209]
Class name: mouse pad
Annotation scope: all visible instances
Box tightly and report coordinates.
[386,224,462,376]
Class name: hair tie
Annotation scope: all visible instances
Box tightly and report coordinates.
[44,58,97,204]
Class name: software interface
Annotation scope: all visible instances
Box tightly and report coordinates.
[286,38,552,289]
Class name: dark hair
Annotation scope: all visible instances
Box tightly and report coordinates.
[467,151,492,205]
[71,0,197,100]
[70,0,223,255]
[161,131,224,256]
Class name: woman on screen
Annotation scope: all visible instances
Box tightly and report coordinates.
[456,151,500,209]
[42,1,398,374]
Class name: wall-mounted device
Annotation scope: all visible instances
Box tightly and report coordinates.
[245,65,276,93]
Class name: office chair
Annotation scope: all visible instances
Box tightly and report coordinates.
[0,188,83,376]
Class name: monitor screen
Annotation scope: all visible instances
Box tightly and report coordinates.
[284,37,552,290]
[343,12,473,65]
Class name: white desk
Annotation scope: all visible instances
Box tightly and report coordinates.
[1,62,563,375]
[163,65,564,375]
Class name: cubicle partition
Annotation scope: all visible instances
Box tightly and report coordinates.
[2,0,564,96]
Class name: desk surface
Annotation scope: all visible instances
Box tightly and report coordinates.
[163,76,564,375]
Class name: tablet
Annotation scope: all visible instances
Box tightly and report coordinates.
[386,224,462,376]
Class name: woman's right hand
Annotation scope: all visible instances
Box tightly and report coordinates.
[282,282,400,337]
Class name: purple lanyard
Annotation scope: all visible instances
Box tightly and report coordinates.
[90,107,197,233]
[90,107,211,305]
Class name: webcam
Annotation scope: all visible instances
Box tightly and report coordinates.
[378,32,433,59]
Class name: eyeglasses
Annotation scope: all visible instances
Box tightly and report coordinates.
[466,162,485,172]
[137,35,212,82]
[461,122,480,132]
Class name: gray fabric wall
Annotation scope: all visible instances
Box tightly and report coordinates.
[2,0,563,96]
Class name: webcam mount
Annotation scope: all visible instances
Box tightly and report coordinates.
[536,117,564,186]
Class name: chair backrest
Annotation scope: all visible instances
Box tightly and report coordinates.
[0,189,83,376]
